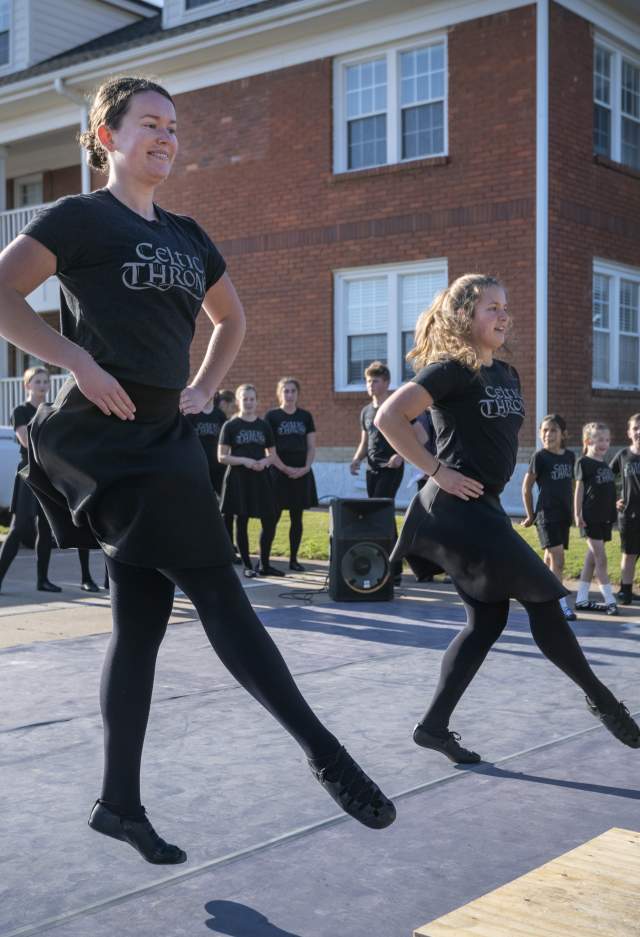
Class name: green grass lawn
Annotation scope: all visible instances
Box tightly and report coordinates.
[246,509,631,582]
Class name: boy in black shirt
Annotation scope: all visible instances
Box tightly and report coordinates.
[610,413,640,604]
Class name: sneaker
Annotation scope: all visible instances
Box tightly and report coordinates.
[309,746,396,830]
[606,603,619,616]
[574,600,602,611]
[243,567,257,579]
[586,698,640,748]
[562,606,577,622]
[413,724,481,764]
[88,801,187,864]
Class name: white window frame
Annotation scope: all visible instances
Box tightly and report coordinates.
[13,173,43,208]
[0,0,12,73]
[334,258,448,392]
[594,35,640,168]
[181,0,262,21]
[593,258,640,390]
[333,34,448,174]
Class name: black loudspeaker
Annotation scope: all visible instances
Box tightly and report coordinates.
[329,498,395,602]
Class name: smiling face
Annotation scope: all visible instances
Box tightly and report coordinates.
[586,428,610,457]
[468,286,509,360]
[98,90,178,186]
[238,388,257,416]
[25,370,49,403]
[628,419,640,451]
[540,419,564,453]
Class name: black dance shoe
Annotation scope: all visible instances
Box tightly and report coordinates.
[585,698,640,748]
[257,565,285,577]
[413,724,481,764]
[309,746,396,830]
[88,801,187,864]
[289,560,306,572]
[37,579,62,593]
[81,579,101,593]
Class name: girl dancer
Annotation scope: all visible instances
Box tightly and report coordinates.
[521,414,576,621]
[187,390,228,496]
[375,273,639,763]
[263,377,318,572]
[574,422,618,615]
[219,384,282,577]
[610,414,640,605]
[0,366,99,593]
[0,76,395,863]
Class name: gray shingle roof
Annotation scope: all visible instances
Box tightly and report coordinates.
[0,0,295,89]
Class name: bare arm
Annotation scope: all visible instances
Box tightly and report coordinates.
[218,442,253,468]
[0,236,135,419]
[180,273,246,414]
[574,480,584,527]
[375,383,484,501]
[521,472,536,526]
[350,429,368,475]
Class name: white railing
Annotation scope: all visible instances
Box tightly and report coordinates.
[0,202,51,251]
[0,374,69,426]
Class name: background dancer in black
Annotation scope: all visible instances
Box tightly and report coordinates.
[351,360,404,584]
[375,273,640,764]
[0,366,99,593]
[610,413,640,605]
[264,377,318,572]
[213,389,242,562]
[219,384,282,578]
[187,390,228,496]
[521,414,576,621]
[574,422,617,615]
[0,76,394,864]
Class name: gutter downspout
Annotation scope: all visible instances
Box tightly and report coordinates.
[53,78,90,195]
[536,0,549,428]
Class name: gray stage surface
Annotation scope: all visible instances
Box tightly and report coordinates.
[1,579,639,937]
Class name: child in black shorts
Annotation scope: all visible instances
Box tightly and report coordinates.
[574,422,617,615]
[521,413,576,620]
[610,412,640,605]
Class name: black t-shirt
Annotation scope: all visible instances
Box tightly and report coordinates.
[575,456,617,524]
[187,406,226,470]
[609,447,640,516]
[529,448,575,524]
[413,358,524,492]
[21,189,226,389]
[361,402,397,471]
[11,402,36,466]
[264,408,315,456]
[219,417,275,461]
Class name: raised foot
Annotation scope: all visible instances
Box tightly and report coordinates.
[413,724,481,764]
[88,801,187,864]
[309,746,396,830]
[585,698,640,748]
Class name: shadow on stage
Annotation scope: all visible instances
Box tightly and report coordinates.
[204,900,302,936]
[454,761,640,801]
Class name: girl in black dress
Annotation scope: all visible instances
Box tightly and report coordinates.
[609,413,640,605]
[264,377,318,572]
[521,414,576,621]
[0,76,394,864]
[375,273,639,763]
[0,366,99,593]
[219,384,280,578]
[187,390,228,496]
[574,422,618,615]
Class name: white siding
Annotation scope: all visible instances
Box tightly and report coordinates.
[29,0,139,67]
[7,0,30,73]
[163,0,265,30]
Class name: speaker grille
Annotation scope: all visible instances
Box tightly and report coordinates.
[340,541,390,594]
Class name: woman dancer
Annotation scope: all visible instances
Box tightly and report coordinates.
[0,366,99,593]
[218,384,281,577]
[0,76,395,864]
[375,273,640,763]
[263,377,318,572]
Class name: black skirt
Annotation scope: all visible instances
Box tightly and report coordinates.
[391,478,568,604]
[220,465,277,520]
[21,378,234,569]
[269,451,318,511]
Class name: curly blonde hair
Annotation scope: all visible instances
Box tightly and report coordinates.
[407,273,505,373]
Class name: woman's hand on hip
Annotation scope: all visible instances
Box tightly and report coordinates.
[73,355,135,420]
[434,465,484,501]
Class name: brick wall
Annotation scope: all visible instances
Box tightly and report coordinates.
[155,4,539,447]
[548,2,640,449]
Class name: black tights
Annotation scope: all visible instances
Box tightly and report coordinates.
[234,515,277,570]
[0,509,52,584]
[260,509,304,566]
[421,586,618,730]
[100,558,338,813]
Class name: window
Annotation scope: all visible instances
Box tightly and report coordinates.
[185,0,262,12]
[334,260,448,391]
[13,174,43,208]
[594,40,640,171]
[334,37,447,172]
[0,0,9,67]
[593,261,640,389]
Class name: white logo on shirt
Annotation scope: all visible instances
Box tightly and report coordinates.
[624,461,640,476]
[595,466,614,484]
[236,430,266,445]
[478,385,524,419]
[278,420,306,436]
[121,242,206,300]
[551,463,573,480]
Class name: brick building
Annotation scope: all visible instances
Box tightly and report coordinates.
[0,0,637,506]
